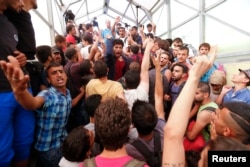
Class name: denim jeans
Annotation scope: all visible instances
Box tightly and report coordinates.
[38,148,62,167]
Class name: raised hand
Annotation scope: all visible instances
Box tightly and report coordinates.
[189,45,217,79]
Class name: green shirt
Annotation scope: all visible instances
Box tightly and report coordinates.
[198,102,218,142]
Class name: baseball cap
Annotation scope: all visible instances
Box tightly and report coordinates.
[52,48,60,53]
[239,69,250,78]
[239,68,250,85]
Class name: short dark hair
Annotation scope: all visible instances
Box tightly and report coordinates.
[95,98,131,151]
[55,35,66,43]
[125,70,140,89]
[199,42,211,51]
[172,37,183,44]
[131,26,138,31]
[166,38,173,46]
[82,35,93,44]
[147,23,152,28]
[80,59,93,76]
[129,62,140,71]
[113,38,124,47]
[66,24,75,34]
[198,82,210,95]
[93,60,108,78]
[146,33,154,39]
[159,39,170,51]
[171,63,189,74]
[118,27,125,31]
[85,94,102,117]
[130,44,139,54]
[179,46,189,55]
[132,100,158,135]
[64,48,77,60]
[45,62,63,77]
[223,102,250,144]
[62,126,91,162]
[36,45,52,64]
[86,23,93,30]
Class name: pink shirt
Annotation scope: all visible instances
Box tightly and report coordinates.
[79,155,149,167]
[66,34,76,44]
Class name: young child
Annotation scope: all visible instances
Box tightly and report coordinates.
[59,126,94,167]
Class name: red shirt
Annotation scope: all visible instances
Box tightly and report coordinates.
[115,59,125,81]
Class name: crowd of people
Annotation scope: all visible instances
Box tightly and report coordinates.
[0,0,250,167]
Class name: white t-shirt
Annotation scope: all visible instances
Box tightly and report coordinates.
[59,157,80,167]
[80,45,91,59]
[124,84,148,110]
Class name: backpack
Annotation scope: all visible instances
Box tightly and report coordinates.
[166,81,186,113]
[83,157,146,167]
[131,131,162,167]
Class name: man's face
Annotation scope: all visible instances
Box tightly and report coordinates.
[147,26,152,32]
[212,108,229,136]
[171,66,184,82]
[106,20,111,29]
[194,88,205,103]
[131,28,137,36]
[172,46,179,57]
[59,41,66,49]
[199,46,209,55]
[172,41,182,49]
[160,53,169,67]
[231,72,249,84]
[210,83,223,95]
[113,44,123,58]
[47,66,67,88]
[177,49,188,63]
[153,41,160,51]
[52,52,62,63]
[7,0,24,12]
[118,28,126,37]
[71,26,76,35]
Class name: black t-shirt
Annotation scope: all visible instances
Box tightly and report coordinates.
[4,9,36,60]
[0,14,18,92]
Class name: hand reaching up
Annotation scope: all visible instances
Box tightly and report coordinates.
[189,45,217,79]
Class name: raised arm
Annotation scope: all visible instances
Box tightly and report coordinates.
[111,16,120,37]
[151,51,165,120]
[0,56,45,110]
[162,46,217,166]
[151,22,156,35]
[88,35,100,61]
[139,39,153,94]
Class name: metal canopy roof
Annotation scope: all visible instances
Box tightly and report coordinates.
[61,0,164,28]
[31,0,250,63]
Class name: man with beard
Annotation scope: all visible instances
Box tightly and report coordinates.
[167,63,188,107]
[106,39,132,81]
[186,82,218,143]
[0,58,84,167]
